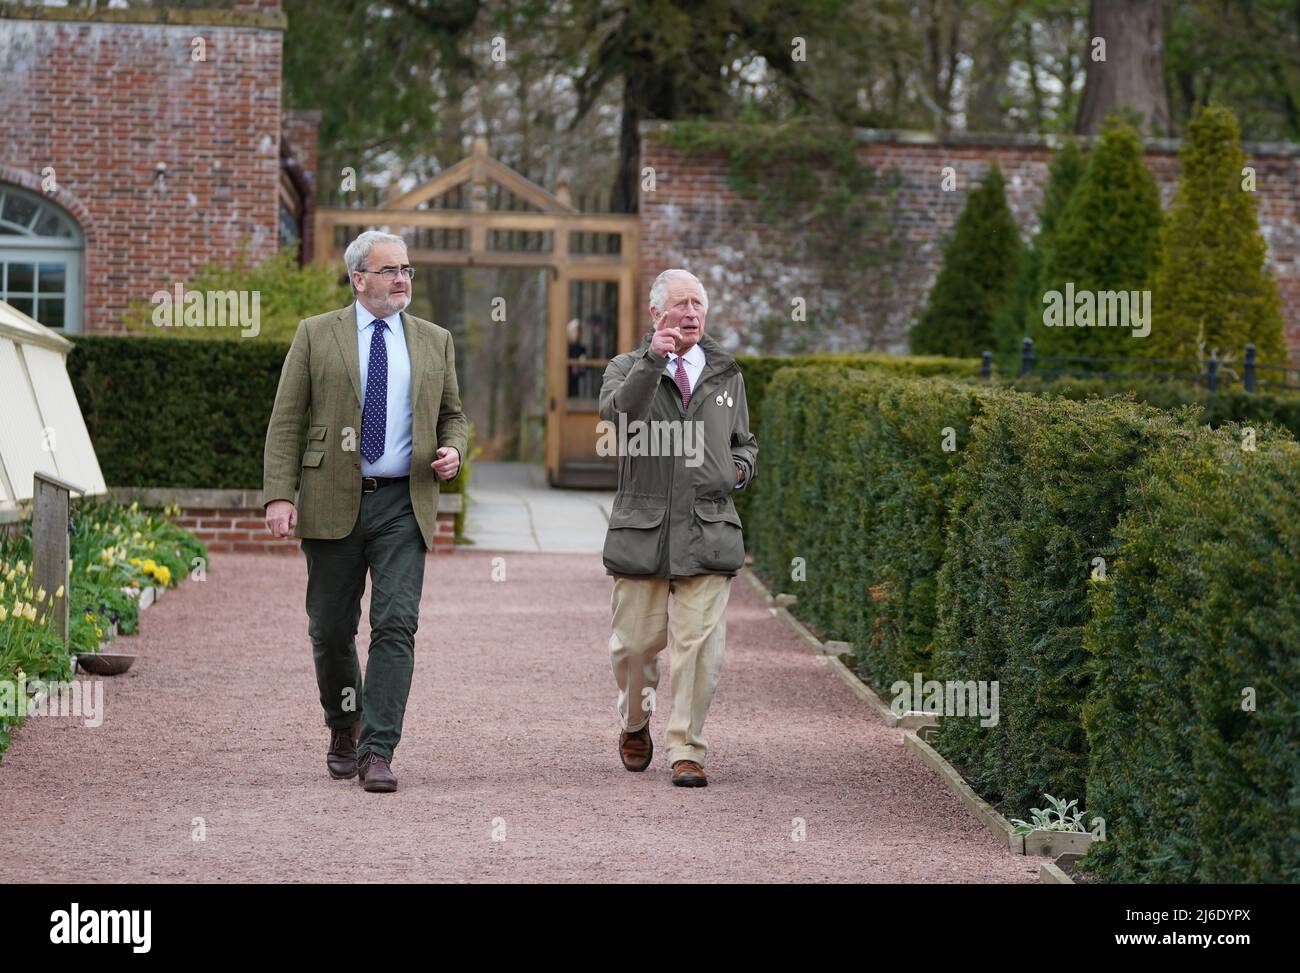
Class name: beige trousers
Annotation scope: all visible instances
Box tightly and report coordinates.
[608,574,731,766]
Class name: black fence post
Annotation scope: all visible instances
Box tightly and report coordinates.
[981,351,992,382]
[1244,343,1257,393]
[1020,337,1034,377]
[1207,351,1219,393]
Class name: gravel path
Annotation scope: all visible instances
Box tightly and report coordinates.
[0,551,1039,883]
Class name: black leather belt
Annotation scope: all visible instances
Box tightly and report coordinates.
[361,475,409,494]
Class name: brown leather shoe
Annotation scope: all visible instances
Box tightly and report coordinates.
[619,723,653,772]
[671,759,707,787]
[357,751,398,792]
[326,723,360,779]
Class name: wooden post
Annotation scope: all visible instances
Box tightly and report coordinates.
[32,472,84,647]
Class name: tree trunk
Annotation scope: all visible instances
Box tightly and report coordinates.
[1075,0,1170,135]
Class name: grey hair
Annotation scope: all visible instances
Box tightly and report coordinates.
[649,269,709,316]
[344,230,407,288]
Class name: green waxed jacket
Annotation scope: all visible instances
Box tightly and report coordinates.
[598,331,758,578]
[262,305,469,550]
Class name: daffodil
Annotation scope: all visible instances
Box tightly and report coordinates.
[54,585,64,599]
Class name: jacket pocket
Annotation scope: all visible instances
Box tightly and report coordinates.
[301,449,325,468]
[603,505,665,575]
[693,499,744,572]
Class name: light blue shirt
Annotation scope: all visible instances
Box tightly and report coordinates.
[356,301,413,477]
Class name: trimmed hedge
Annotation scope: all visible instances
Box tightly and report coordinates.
[735,352,982,532]
[932,392,1198,817]
[1082,425,1300,882]
[750,367,985,690]
[1000,374,1300,441]
[68,335,291,489]
[750,363,1300,881]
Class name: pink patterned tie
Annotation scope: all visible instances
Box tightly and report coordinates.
[673,356,692,408]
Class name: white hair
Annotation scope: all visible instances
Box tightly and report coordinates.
[344,230,407,289]
[649,269,709,316]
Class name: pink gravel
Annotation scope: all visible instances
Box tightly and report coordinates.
[0,550,1040,883]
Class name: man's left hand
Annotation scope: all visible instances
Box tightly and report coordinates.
[735,463,745,485]
[433,446,461,481]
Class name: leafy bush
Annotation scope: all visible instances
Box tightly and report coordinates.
[120,247,352,343]
[932,391,1196,817]
[1145,105,1287,365]
[1037,120,1163,359]
[1081,424,1300,882]
[909,165,1022,357]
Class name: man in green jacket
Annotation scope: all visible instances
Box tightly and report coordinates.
[599,269,758,787]
[262,230,468,793]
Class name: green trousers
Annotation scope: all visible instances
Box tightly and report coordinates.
[301,483,426,763]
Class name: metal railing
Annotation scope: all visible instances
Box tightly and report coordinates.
[980,339,1300,394]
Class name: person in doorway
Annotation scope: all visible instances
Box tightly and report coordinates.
[262,229,468,793]
[598,268,757,787]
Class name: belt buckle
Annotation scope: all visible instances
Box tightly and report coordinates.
[362,476,379,494]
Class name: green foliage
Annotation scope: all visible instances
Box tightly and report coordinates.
[68,336,293,488]
[749,366,986,690]
[932,392,1195,816]
[1010,794,1092,835]
[0,500,205,763]
[910,165,1023,357]
[750,357,1299,879]
[120,248,351,343]
[994,140,1087,366]
[734,351,982,535]
[1145,105,1287,365]
[1037,121,1163,358]
[998,374,1300,440]
[1081,426,1300,882]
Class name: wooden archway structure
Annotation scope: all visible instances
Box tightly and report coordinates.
[313,137,639,487]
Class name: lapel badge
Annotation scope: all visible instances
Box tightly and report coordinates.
[715,393,724,405]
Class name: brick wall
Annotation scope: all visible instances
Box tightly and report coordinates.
[173,505,457,555]
[0,4,296,333]
[639,123,1300,364]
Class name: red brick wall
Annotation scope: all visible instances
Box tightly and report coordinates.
[639,124,1300,364]
[0,8,290,333]
[174,506,458,555]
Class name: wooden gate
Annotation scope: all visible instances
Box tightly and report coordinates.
[313,137,639,488]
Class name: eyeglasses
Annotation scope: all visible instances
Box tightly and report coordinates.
[358,265,416,281]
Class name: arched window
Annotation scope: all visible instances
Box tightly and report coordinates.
[0,185,84,332]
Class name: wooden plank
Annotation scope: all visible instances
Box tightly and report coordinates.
[32,474,71,645]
